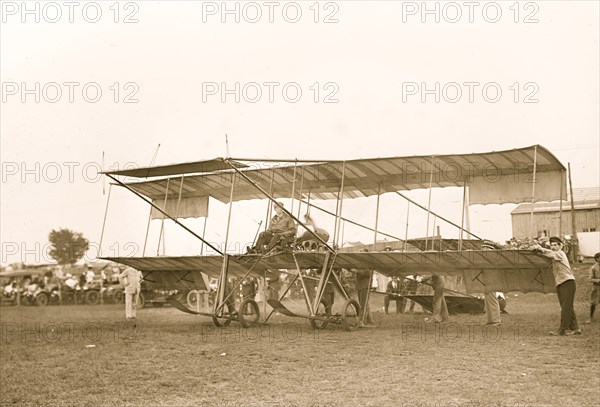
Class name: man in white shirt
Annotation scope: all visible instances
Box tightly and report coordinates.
[118,266,143,320]
[533,236,581,336]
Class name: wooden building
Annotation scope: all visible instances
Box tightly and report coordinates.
[511,187,599,239]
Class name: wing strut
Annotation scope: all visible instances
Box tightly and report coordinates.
[396,191,484,241]
[224,159,335,252]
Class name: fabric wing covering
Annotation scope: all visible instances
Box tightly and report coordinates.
[102,249,556,294]
[102,145,564,295]
[105,145,566,206]
[149,196,208,220]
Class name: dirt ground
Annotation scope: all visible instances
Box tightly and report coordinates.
[1,262,599,407]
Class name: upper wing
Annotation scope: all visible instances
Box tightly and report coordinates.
[104,145,566,206]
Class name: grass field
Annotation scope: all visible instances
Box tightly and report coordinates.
[1,262,599,407]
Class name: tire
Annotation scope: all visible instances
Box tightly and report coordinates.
[212,313,233,327]
[309,299,331,330]
[137,292,146,309]
[62,291,74,305]
[113,290,124,304]
[85,290,100,305]
[238,299,260,328]
[187,290,199,308]
[35,292,49,307]
[341,299,361,331]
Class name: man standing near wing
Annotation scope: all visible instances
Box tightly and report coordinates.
[533,236,581,336]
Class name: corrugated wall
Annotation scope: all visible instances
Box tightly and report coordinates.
[511,208,599,238]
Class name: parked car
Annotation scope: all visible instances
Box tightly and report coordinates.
[0,269,56,306]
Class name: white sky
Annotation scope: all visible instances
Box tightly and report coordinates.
[1,1,599,266]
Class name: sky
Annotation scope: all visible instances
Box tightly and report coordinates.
[1,0,599,266]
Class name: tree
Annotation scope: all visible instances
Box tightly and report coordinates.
[48,228,89,265]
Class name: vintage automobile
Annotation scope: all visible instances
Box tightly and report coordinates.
[108,280,189,308]
[0,269,57,306]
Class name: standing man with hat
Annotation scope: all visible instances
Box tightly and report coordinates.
[384,276,405,314]
[533,236,581,335]
[118,266,143,320]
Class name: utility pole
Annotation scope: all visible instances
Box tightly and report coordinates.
[568,163,579,262]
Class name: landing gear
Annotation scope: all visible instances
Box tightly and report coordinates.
[341,299,361,331]
[309,299,331,330]
[238,299,260,328]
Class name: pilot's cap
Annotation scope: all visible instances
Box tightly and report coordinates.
[549,236,563,245]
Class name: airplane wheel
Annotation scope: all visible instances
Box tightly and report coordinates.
[212,305,234,327]
[212,314,233,328]
[309,299,331,330]
[238,299,260,328]
[341,299,361,331]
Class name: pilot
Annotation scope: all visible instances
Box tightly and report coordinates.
[249,201,296,254]
[118,266,143,320]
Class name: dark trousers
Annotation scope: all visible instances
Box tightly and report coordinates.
[356,287,372,323]
[432,287,449,322]
[384,295,405,313]
[556,279,579,331]
[322,291,334,313]
[255,231,287,252]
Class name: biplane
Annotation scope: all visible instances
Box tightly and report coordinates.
[99,145,566,330]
